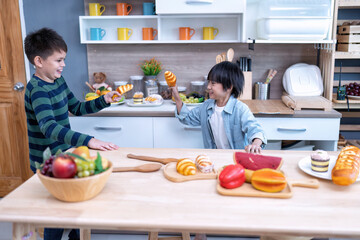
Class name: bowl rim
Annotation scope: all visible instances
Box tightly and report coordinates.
[37,161,113,182]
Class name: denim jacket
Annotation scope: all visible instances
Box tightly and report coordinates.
[175,95,267,149]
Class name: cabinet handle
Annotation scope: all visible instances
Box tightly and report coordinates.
[94,126,122,131]
[185,0,213,4]
[277,127,306,132]
[183,126,202,131]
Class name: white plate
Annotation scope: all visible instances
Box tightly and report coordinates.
[110,101,125,106]
[298,156,360,181]
[171,100,203,106]
[347,95,360,100]
[126,99,163,107]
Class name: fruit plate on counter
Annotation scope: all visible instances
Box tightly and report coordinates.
[171,100,203,106]
[163,162,217,182]
[298,156,360,181]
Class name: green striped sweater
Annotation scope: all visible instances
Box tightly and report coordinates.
[25,75,109,172]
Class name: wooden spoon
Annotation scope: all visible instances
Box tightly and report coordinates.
[221,52,226,62]
[216,54,222,64]
[227,48,234,62]
[112,163,162,173]
[127,154,178,164]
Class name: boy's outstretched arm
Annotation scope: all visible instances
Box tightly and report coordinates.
[245,138,263,154]
[88,138,119,151]
[169,85,183,114]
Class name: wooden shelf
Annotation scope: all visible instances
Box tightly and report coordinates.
[340,124,360,131]
[338,0,360,8]
[332,93,360,109]
[335,51,360,59]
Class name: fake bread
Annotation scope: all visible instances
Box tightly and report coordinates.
[164,71,176,87]
[195,155,214,173]
[176,158,196,176]
[116,84,133,94]
[332,146,360,186]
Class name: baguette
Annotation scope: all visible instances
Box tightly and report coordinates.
[116,84,133,95]
[331,146,360,186]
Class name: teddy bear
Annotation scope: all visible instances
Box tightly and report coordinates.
[91,72,112,91]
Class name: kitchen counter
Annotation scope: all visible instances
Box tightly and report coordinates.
[0,148,359,239]
[89,100,341,118]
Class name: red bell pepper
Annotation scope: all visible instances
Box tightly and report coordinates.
[219,164,245,189]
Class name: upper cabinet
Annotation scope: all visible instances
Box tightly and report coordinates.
[246,0,335,43]
[79,0,335,44]
[155,0,245,14]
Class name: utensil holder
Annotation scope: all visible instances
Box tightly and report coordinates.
[255,82,270,100]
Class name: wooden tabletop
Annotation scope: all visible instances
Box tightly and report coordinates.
[0,148,358,238]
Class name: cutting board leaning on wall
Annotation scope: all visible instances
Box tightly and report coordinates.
[0,0,33,197]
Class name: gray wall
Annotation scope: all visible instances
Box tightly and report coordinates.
[23,0,88,99]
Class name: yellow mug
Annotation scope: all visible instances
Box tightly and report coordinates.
[203,27,219,40]
[117,28,133,40]
[89,3,105,16]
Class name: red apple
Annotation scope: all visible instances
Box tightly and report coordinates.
[52,154,77,178]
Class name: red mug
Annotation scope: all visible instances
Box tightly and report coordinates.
[142,28,158,40]
[116,3,132,16]
[179,27,195,40]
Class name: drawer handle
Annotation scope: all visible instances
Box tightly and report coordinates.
[186,0,213,4]
[277,127,306,132]
[183,126,202,131]
[94,126,122,131]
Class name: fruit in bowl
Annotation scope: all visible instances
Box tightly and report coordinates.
[172,93,205,104]
[345,82,360,96]
[36,147,113,202]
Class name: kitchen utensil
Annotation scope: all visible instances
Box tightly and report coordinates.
[85,81,95,92]
[112,163,162,173]
[242,99,294,115]
[226,48,234,62]
[221,52,226,62]
[163,162,217,182]
[281,94,332,111]
[217,178,319,199]
[265,69,277,84]
[282,63,323,96]
[216,54,222,64]
[337,62,346,100]
[254,82,270,100]
[127,154,178,164]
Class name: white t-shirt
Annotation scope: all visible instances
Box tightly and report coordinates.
[209,105,230,149]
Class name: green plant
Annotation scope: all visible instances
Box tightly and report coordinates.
[140,58,162,76]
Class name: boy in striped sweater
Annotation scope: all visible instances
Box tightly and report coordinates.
[24,28,120,240]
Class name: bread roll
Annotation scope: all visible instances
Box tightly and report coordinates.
[164,71,176,87]
[195,154,214,173]
[116,84,133,94]
[176,158,196,176]
[332,146,360,186]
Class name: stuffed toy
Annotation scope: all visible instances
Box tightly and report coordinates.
[92,72,112,91]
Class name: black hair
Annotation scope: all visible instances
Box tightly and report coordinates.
[24,28,67,65]
[207,61,244,98]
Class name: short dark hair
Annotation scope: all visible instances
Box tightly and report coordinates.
[24,28,67,65]
[207,61,244,98]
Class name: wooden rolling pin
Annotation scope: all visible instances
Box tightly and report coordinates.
[127,154,178,164]
[281,95,296,110]
[112,163,162,173]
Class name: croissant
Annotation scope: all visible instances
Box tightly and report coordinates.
[164,71,176,87]
[332,146,360,186]
[176,158,196,176]
[195,154,214,173]
[116,84,133,95]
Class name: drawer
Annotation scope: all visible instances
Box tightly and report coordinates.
[155,0,245,14]
[257,117,340,141]
[69,117,153,148]
[154,117,204,149]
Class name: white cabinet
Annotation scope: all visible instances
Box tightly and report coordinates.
[155,0,245,14]
[153,117,204,149]
[69,116,153,148]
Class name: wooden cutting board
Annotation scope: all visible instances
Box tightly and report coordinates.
[282,95,332,111]
[241,99,294,115]
[217,179,319,199]
[163,162,217,182]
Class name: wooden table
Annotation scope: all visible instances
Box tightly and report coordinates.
[0,148,359,240]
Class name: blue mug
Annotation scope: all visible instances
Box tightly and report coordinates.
[90,28,106,40]
[143,2,155,15]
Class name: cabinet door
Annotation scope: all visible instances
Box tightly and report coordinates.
[156,0,245,14]
[154,117,204,148]
[69,117,153,148]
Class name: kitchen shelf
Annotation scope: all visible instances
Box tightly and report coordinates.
[334,51,360,59]
[248,39,335,44]
[338,0,360,8]
[79,14,244,43]
[332,94,360,109]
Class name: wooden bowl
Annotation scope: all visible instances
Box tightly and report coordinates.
[37,161,113,202]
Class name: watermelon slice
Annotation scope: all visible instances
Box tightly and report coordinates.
[233,152,283,171]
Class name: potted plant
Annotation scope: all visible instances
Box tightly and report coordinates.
[140,58,162,80]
